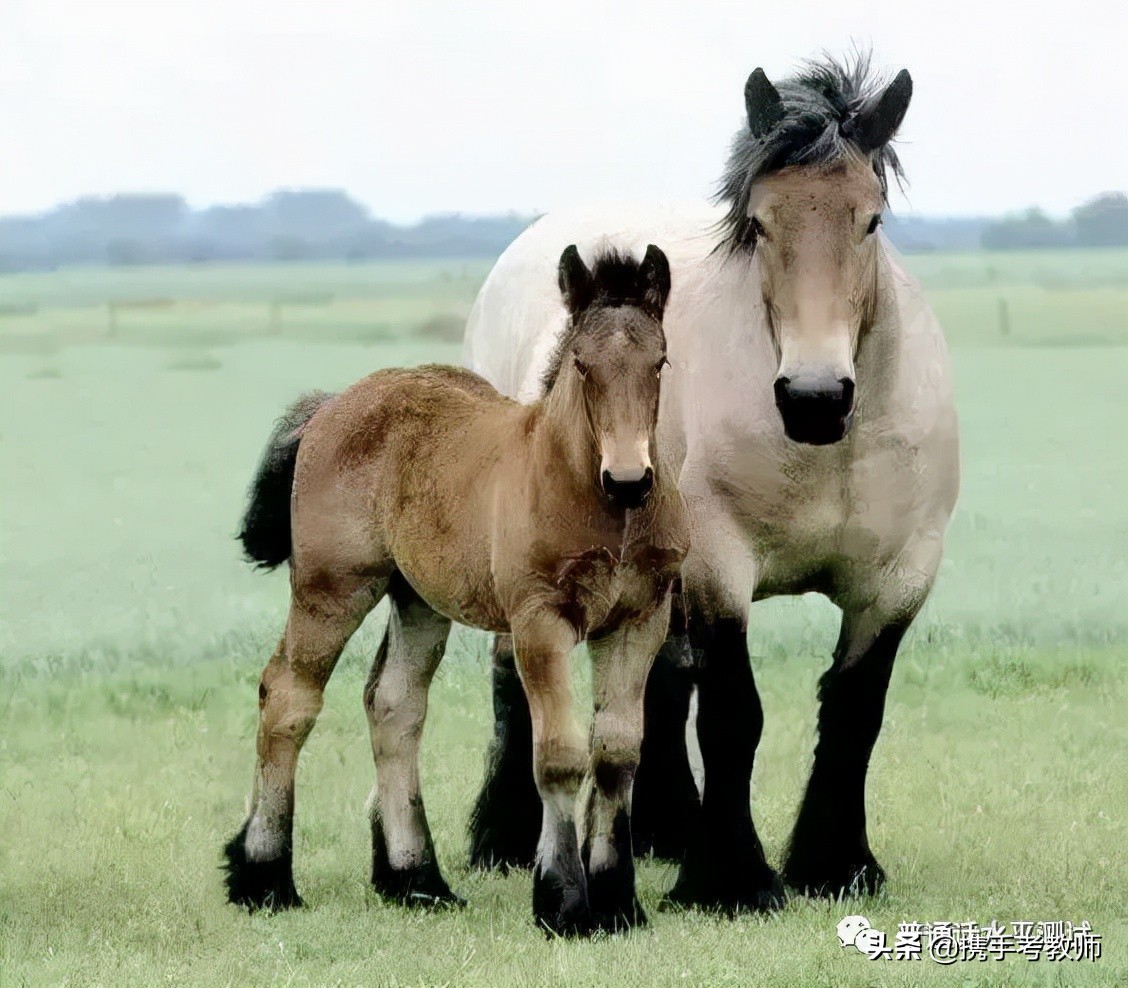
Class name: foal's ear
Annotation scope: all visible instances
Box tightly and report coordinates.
[853,69,913,151]
[558,244,595,315]
[639,244,671,318]
[744,67,784,139]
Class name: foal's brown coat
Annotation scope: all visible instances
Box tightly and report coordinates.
[225,246,688,935]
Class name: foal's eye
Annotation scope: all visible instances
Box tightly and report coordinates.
[750,217,767,242]
[865,214,883,236]
[655,357,669,377]
[573,357,589,378]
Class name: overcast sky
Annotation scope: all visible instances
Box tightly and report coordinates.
[2,0,1125,221]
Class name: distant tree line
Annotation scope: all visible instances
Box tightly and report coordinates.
[979,192,1128,250]
[884,192,1128,252]
[0,189,1124,272]
[0,189,536,272]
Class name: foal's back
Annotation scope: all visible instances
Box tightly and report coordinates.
[289,364,528,628]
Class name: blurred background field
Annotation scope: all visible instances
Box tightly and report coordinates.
[2,248,1127,986]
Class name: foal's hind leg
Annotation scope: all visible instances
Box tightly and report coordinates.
[582,595,672,931]
[467,633,541,871]
[225,574,380,910]
[365,574,461,906]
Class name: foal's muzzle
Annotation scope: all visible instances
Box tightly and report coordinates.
[601,467,654,509]
[774,375,856,445]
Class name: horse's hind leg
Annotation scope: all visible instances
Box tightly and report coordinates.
[467,633,541,871]
[631,585,701,860]
[365,573,460,906]
[582,594,672,932]
[225,574,380,911]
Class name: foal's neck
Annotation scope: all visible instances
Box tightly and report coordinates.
[529,370,605,515]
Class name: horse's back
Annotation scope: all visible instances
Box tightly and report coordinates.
[463,201,720,400]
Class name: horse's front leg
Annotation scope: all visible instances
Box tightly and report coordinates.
[467,633,541,871]
[510,613,590,936]
[781,612,905,897]
[631,586,700,860]
[664,508,784,913]
[582,593,672,931]
[782,540,940,898]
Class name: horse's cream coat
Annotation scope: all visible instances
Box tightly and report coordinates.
[464,200,959,630]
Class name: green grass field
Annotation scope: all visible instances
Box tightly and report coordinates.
[2,250,1127,986]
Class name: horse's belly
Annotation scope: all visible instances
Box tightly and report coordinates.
[390,538,509,633]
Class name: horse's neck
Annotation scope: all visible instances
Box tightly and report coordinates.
[854,247,906,414]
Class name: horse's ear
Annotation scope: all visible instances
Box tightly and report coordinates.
[558,244,594,315]
[853,69,912,151]
[744,68,784,138]
[639,244,671,317]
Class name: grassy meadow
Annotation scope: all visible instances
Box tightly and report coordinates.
[1,248,1127,987]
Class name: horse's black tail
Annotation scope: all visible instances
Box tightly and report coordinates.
[238,391,335,569]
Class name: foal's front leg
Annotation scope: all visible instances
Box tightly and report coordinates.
[510,613,590,936]
[583,594,672,931]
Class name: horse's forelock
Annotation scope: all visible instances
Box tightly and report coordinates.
[715,51,907,253]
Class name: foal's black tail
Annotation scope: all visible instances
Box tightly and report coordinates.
[238,391,335,569]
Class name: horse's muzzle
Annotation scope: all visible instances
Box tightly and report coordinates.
[774,376,855,445]
[602,467,654,509]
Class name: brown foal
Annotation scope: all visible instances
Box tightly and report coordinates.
[224,244,688,935]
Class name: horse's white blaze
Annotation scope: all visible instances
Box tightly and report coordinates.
[464,201,959,620]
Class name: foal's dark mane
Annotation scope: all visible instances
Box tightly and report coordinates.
[540,249,661,394]
[716,52,907,252]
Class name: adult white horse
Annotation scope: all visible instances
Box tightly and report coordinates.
[462,54,959,912]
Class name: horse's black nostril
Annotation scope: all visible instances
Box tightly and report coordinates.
[774,375,856,445]
[601,467,654,509]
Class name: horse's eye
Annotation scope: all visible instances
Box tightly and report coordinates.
[750,217,767,242]
[655,357,668,377]
[866,214,883,236]
[573,357,589,378]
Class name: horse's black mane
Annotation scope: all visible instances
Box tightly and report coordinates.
[716,52,907,252]
[540,248,656,394]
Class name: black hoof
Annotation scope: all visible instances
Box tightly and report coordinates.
[586,814,648,932]
[372,816,464,908]
[533,864,592,937]
[782,852,886,898]
[588,860,648,931]
[662,859,785,915]
[223,824,303,912]
[372,864,466,908]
